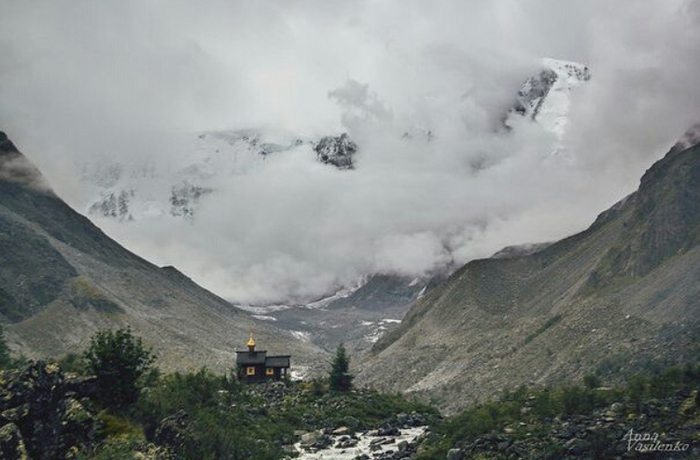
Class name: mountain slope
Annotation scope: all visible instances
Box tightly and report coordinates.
[358,134,700,414]
[257,274,442,355]
[0,131,326,371]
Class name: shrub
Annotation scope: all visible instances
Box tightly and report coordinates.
[628,375,648,411]
[531,388,560,419]
[0,324,11,368]
[310,377,326,396]
[84,327,155,407]
[58,352,88,375]
[559,386,599,415]
[583,373,601,389]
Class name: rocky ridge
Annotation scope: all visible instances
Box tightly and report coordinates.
[358,130,700,414]
[82,130,358,222]
[0,130,327,371]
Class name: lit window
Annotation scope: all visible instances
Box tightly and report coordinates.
[266,368,274,376]
[246,367,255,376]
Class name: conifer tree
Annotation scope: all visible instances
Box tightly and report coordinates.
[329,342,353,392]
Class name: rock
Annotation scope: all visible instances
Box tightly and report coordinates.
[314,133,357,170]
[154,410,191,452]
[333,426,351,435]
[497,440,510,451]
[312,434,332,449]
[446,448,464,460]
[301,431,318,445]
[64,375,98,398]
[378,425,400,436]
[0,361,101,459]
[609,402,624,413]
[0,423,29,460]
[397,440,408,451]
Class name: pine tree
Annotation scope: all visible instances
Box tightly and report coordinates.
[329,343,353,392]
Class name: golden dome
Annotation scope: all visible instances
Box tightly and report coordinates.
[247,330,256,348]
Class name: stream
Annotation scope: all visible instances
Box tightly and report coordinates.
[292,426,427,460]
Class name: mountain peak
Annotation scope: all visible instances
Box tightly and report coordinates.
[0,131,20,154]
[505,58,591,139]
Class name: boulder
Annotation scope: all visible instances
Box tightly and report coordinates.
[314,133,357,170]
[154,410,191,452]
[301,431,318,445]
[0,423,29,460]
[0,361,101,459]
[333,426,351,435]
[446,448,463,460]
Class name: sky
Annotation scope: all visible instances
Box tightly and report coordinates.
[1,0,699,304]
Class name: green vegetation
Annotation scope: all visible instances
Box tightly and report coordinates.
[65,330,436,459]
[70,276,122,312]
[0,324,30,370]
[523,314,562,344]
[329,342,353,392]
[38,327,700,460]
[0,323,11,368]
[415,363,700,459]
[84,327,155,407]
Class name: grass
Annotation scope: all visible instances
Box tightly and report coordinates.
[523,314,562,344]
[413,362,700,460]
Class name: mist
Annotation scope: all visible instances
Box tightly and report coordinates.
[1,0,699,304]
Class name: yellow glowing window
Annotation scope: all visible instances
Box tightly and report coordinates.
[246,367,255,376]
[266,368,274,376]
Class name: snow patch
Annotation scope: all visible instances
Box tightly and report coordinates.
[252,314,277,322]
[290,331,312,343]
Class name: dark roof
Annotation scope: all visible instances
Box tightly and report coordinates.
[265,355,291,368]
[236,350,267,365]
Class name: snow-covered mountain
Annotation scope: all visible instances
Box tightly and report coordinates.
[82,58,590,224]
[81,130,356,221]
[76,57,593,351]
[504,58,591,139]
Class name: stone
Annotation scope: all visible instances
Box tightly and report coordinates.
[154,410,191,452]
[314,133,357,170]
[301,431,318,444]
[0,362,100,459]
[333,426,351,435]
[446,448,463,460]
[0,423,28,460]
[610,402,624,413]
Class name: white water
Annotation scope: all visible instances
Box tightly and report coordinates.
[292,426,426,460]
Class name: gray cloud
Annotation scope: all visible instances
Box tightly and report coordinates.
[1,0,699,304]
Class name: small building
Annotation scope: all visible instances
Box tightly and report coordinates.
[235,331,291,383]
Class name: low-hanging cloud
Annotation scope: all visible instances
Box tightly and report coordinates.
[1,0,699,304]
